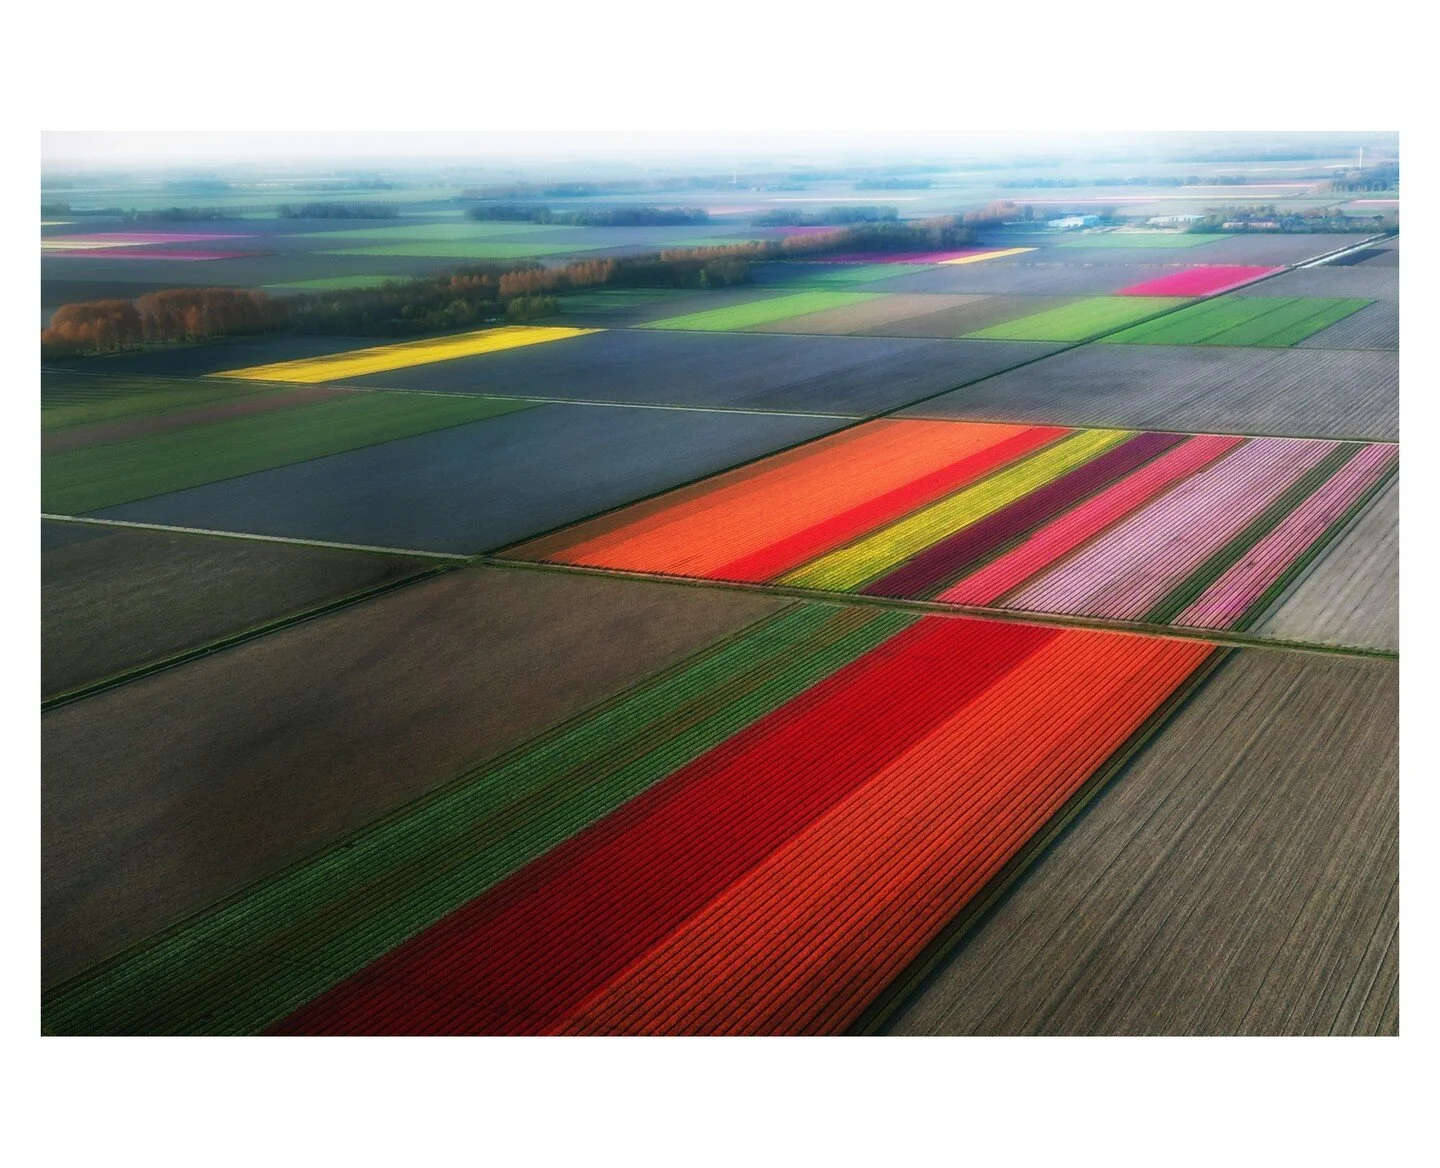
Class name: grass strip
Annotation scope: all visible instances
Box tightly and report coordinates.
[1103,297,1373,347]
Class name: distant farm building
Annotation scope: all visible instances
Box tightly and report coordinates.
[1048,214,1101,229]
[1147,214,1204,226]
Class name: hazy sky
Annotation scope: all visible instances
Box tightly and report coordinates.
[42,130,1396,173]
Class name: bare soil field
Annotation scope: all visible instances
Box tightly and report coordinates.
[1295,300,1398,350]
[93,401,845,554]
[335,330,1063,416]
[903,344,1398,441]
[886,650,1397,1036]
[42,566,786,986]
[42,521,431,698]
[1253,481,1398,652]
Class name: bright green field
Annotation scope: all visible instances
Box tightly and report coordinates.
[44,392,532,514]
[966,296,1182,342]
[299,222,578,243]
[1057,233,1226,248]
[779,263,934,287]
[263,275,399,292]
[1101,296,1374,347]
[642,290,886,332]
[320,241,604,259]
[42,376,284,431]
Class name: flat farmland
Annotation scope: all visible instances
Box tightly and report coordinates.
[42,371,307,431]
[749,262,938,289]
[46,333,401,379]
[41,566,787,987]
[903,344,1398,441]
[1253,481,1398,652]
[43,391,534,514]
[1294,300,1398,350]
[1233,265,1397,302]
[510,418,1395,639]
[1102,297,1372,347]
[320,240,609,259]
[43,606,1213,1034]
[93,401,846,554]
[747,294,1082,339]
[967,296,1182,341]
[1055,232,1227,249]
[42,521,432,698]
[331,330,1064,415]
[887,650,1397,1036]
[876,263,1177,296]
[639,290,886,332]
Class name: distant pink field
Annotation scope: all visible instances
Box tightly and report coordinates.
[47,248,254,261]
[1117,266,1280,297]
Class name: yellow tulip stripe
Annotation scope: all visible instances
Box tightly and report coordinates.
[781,427,1133,592]
[939,247,1036,265]
[212,325,602,384]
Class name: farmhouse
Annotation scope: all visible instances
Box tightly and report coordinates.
[1047,214,1101,228]
[1147,213,1204,226]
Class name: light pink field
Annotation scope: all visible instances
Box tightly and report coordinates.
[45,248,255,261]
[810,248,1002,264]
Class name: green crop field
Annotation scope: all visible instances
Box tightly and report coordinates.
[43,392,533,514]
[42,376,285,431]
[1057,233,1226,248]
[779,263,935,286]
[1101,296,1374,347]
[641,290,887,332]
[320,240,605,259]
[965,296,1181,342]
[263,275,400,292]
[298,222,578,242]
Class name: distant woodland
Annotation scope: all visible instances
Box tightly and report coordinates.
[42,217,980,358]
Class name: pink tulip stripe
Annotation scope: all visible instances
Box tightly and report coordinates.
[1006,437,1337,621]
[1174,444,1398,629]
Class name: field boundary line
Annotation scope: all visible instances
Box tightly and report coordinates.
[481,555,1398,661]
[41,513,471,561]
[852,644,1235,1035]
[41,564,454,713]
[1295,232,1394,269]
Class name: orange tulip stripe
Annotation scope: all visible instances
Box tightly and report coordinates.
[42,606,1212,1035]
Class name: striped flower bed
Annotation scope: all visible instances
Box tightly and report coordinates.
[42,606,1212,1035]
[809,247,1034,265]
[509,419,1397,635]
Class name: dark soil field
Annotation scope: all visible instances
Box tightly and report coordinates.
[92,401,846,553]
[1295,300,1399,350]
[47,332,390,378]
[42,521,432,698]
[886,649,1397,1036]
[41,566,787,986]
[1233,265,1397,302]
[1253,481,1398,652]
[904,344,1398,441]
[336,330,1064,415]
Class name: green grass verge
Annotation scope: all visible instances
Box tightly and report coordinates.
[320,241,605,259]
[43,392,533,514]
[1101,296,1373,347]
[641,290,887,332]
[965,296,1183,342]
[1057,233,1227,248]
[40,605,909,1035]
[42,375,286,431]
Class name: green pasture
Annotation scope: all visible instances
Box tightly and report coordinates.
[44,392,532,514]
[965,296,1181,342]
[1102,296,1374,347]
[641,290,886,332]
[776,263,934,287]
[1057,233,1226,248]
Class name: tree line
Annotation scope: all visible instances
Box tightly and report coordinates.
[42,216,981,358]
[277,202,400,219]
[751,205,898,226]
